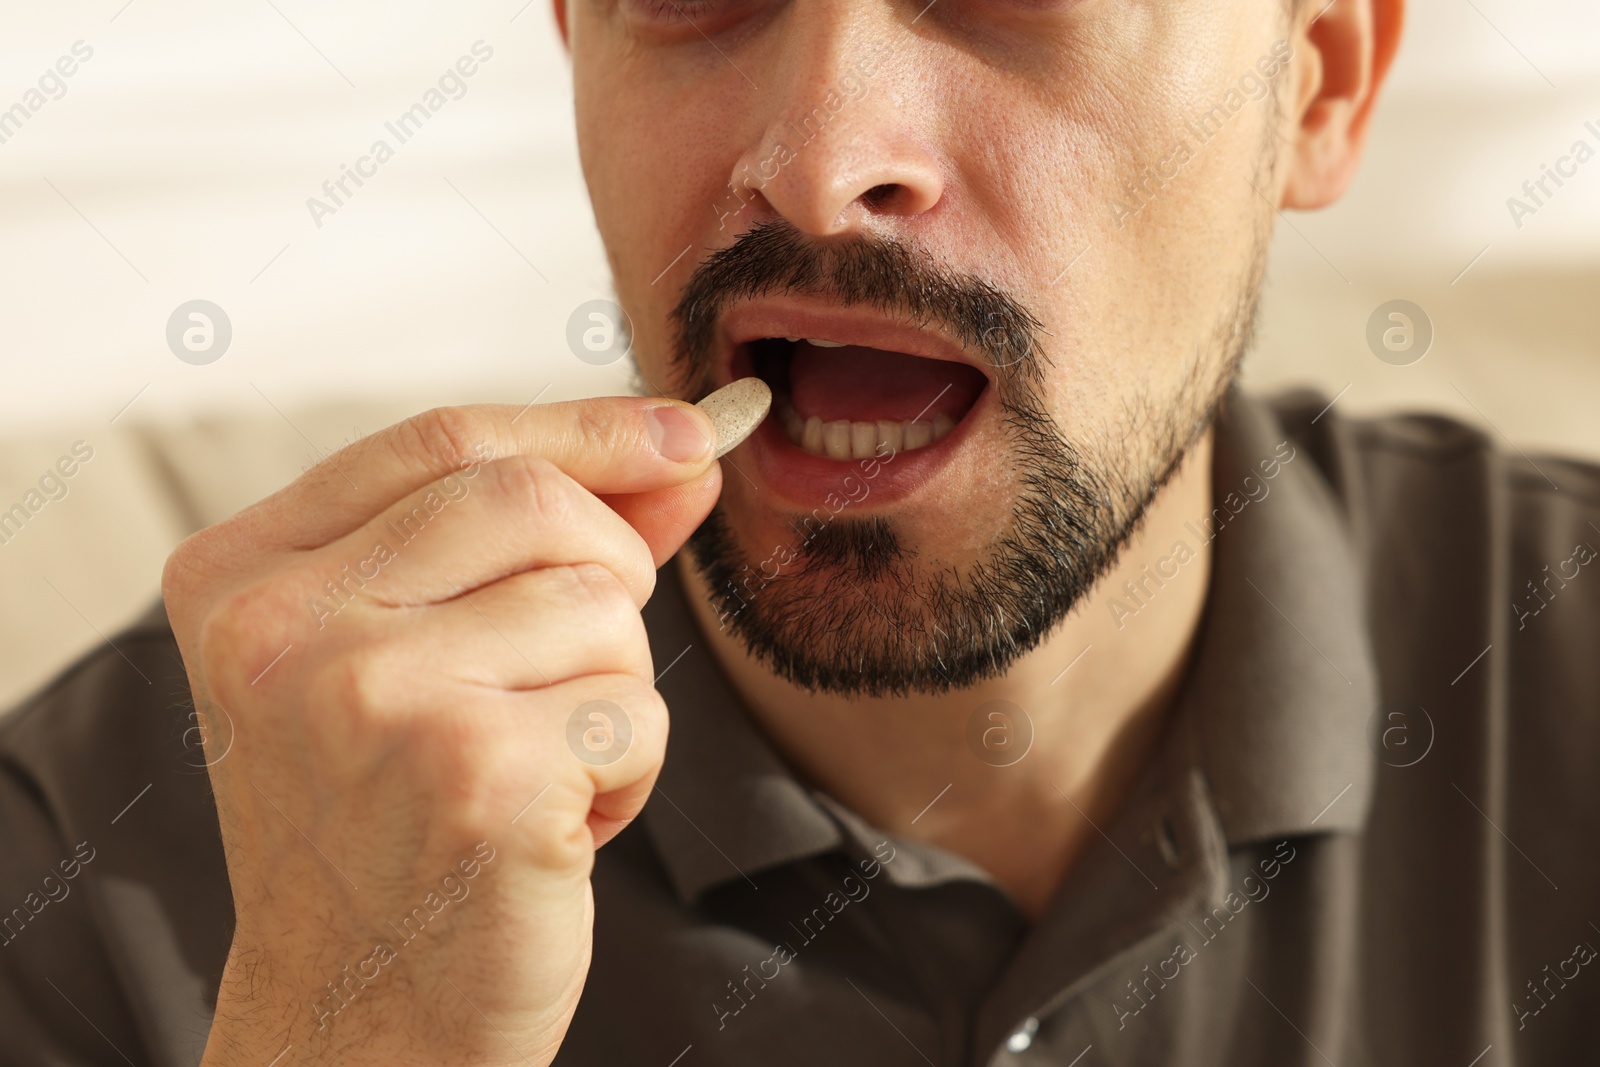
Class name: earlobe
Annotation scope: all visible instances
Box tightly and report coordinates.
[1280,0,1405,210]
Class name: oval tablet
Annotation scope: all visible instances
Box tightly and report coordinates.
[696,377,772,458]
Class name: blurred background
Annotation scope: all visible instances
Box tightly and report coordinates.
[1,0,1597,707]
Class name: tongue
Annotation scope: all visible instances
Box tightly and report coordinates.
[788,345,986,423]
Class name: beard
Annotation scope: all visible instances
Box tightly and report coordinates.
[672,213,1268,700]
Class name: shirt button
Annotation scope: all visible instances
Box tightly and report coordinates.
[1005,1016,1039,1053]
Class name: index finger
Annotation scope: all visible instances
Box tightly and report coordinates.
[250,396,718,552]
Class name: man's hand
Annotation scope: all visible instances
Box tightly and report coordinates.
[161,399,722,1066]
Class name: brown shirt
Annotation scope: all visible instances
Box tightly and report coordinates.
[4,387,1599,1066]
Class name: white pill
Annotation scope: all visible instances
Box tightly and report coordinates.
[696,377,772,458]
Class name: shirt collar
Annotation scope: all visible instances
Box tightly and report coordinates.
[1186,387,1379,845]
[641,567,844,902]
[642,387,1378,904]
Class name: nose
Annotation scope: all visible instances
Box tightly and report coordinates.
[724,48,944,237]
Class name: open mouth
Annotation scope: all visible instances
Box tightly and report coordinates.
[740,336,990,461]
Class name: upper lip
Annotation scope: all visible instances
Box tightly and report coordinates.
[717,297,989,388]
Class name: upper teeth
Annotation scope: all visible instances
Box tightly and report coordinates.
[783,337,847,348]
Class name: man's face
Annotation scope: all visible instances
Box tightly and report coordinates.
[569,0,1294,697]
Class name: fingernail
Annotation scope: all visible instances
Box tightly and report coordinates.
[646,405,712,462]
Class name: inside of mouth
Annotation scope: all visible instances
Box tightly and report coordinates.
[748,338,987,460]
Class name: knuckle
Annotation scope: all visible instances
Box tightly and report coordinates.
[162,520,241,609]
[160,529,208,607]
[308,645,404,721]
[638,685,670,731]
[613,678,669,757]
[494,455,576,528]
[402,704,491,785]
[568,402,620,459]
[552,674,666,775]
[608,674,668,732]
[562,563,641,634]
[510,784,597,872]
[397,406,482,475]
[197,580,294,700]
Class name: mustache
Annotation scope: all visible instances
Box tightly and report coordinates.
[667,220,1049,400]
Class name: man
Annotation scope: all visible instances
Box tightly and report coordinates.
[4,0,1598,1063]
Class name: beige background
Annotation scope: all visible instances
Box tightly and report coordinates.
[1,0,1597,708]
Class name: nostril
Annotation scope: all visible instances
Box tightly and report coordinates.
[861,183,900,209]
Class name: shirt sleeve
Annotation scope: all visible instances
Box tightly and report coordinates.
[0,602,231,1067]
[0,762,149,1067]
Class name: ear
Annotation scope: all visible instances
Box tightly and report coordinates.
[552,0,571,48]
[1280,0,1404,209]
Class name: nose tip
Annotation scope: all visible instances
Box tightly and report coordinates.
[743,155,945,237]
[727,110,945,238]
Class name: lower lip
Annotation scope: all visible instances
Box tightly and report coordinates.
[733,382,991,510]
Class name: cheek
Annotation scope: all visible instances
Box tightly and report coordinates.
[941,11,1274,409]
[573,42,755,376]
[1090,22,1284,274]
[1078,67,1276,406]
